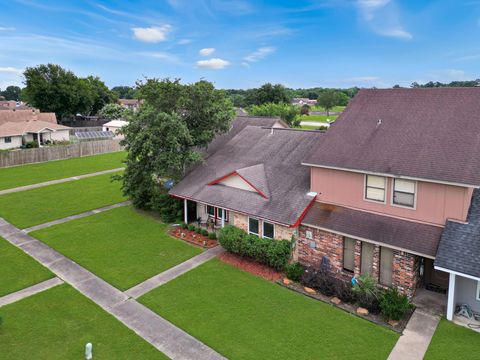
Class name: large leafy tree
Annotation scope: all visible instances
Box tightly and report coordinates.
[111,86,137,99]
[245,83,290,106]
[83,76,117,115]
[317,91,341,115]
[248,102,300,127]
[98,103,128,120]
[120,78,235,219]
[1,86,22,101]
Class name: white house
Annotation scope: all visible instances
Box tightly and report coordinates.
[102,120,128,139]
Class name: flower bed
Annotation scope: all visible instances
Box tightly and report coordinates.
[218,252,283,281]
[278,279,413,333]
[169,227,218,248]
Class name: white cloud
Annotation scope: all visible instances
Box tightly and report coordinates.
[428,69,468,82]
[0,26,15,31]
[377,28,412,40]
[241,62,250,68]
[138,51,180,63]
[178,39,192,45]
[243,47,276,63]
[132,25,171,43]
[197,58,230,69]
[199,48,215,56]
[0,67,23,75]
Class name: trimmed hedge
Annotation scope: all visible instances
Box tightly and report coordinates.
[218,225,291,271]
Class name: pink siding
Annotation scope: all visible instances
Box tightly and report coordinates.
[311,167,473,226]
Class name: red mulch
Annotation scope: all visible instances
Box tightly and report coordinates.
[218,252,283,281]
[169,227,218,248]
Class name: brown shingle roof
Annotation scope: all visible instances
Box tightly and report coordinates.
[0,109,57,126]
[304,88,480,186]
[0,120,70,137]
[170,126,321,226]
[302,202,443,258]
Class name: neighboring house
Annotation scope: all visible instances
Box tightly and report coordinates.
[0,109,70,149]
[172,88,480,324]
[117,99,141,111]
[102,120,128,139]
[292,98,317,106]
[0,100,17,109]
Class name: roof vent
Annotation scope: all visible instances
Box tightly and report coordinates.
[270,127,274,135]
[376,118,382,128]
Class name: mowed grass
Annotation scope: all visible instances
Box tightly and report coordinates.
[0,151,125,191]
[0,284,168,360]
[424,319,480,360]
[31,206,202,290]
[139,259,398,360]
[0,172,125,228]
[0,236,53,297]
[300,114,338,123]
[311,105,346,113]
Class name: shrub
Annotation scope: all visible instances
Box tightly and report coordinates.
[380,288,413,321]
[201,229,208,236]
[333,278,356,303]
[24,140,39,148]
[188,224,195,231]
[218,226,292,271]
[181,222,188,229]
[286,262,305,282]
[195,227,202,234]
[352,274,382,314]
[300,267,336,296]
[208,232,217,240]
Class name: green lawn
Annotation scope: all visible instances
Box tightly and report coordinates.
[301,125,329,130]
[139,259,398,360]
[0,236,53,297]
[424,319,480,360]
[0,151,125,191]
[0,172,126,229]
[311,105,346,113]
[300,114,338,123]
[31,206,202,290]
[0,284,168,360]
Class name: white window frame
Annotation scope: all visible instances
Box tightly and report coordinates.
[364,175,387,204]
[4,136,11,143]
[262,221,275,239]
[477,281,480,301]
[391,178,417,209]
[248,217,259,236]
[206,205,215,217]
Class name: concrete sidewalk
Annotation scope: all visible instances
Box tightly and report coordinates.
[0,277,64,307]
[387,309,440,360]
[23,201,132,232]
[0,167,124,196]
[126,246,224,299]
[0,217,226,360]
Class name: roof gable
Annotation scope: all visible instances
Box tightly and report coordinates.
[304,88,480,186]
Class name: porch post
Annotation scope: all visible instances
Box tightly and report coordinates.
[221,208,225,228]
[184,199,188,224]
[446,273,456,321]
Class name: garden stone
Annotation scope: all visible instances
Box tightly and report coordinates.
[330,297,341,305]
[304,286,316,294]
[283,278,290,285]
[356,307,369,315]
[388,320,399,327]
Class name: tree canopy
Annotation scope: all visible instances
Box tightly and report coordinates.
[317,91,342,115]
[248,103,300,127]
[111,86,137,99]
[98,103,128,120]
[120,78,235,217]
[0,86,22,101]
[22,64,116,119]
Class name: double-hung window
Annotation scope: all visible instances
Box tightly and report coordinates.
[248,217,259,236]
[392,179,416,208]
[206,205,215,217]
[4,137,11,143]
[365,175,386,202]
[263,221,274,239]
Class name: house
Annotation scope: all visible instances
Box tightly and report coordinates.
[117,99,141,111]
[292,98,317,106]
[102,120,128,139]
[301,88,480,322]
[0,109,70,149]
[0,100,17,109]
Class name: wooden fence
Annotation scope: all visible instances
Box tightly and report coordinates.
[0,139,123,168]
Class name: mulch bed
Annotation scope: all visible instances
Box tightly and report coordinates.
[218,252,283,281]
[278,280,412,333]
[169,227,218,249]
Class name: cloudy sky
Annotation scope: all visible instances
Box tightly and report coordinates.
[0,0,479,89]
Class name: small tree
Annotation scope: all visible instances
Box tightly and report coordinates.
[317,91,340,115]
[98,103,128,120]
[248,103,300,127]
[300,104,310,115]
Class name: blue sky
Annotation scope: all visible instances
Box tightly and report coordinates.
[0,0,479,89]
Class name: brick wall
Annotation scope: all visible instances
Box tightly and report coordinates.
[297,225,420,297]
[232,211,296,241]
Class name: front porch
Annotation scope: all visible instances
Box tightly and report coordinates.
[183,199,230,231]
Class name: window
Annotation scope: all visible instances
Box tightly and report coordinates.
[361,242,375,276]
[380,247,393,286]
[343,237,356,272]
[393,179,416,208]
[206,205,215,216]
[248,217,259,236]
[263,221,274,239]
[218,208,229,221]
[4,137,11,143]
[365,175,386,202]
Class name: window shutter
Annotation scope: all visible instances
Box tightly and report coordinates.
[343,237,355,272]
[380,247,394,286]
[361,242,375,276]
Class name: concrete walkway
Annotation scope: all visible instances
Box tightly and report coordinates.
[23,201,132,233]
[0,167,124,196]
[300,121,331,127]
[126,246,225,299]
[0,217,226,360]
[0,277,64,307]
[387,309,440,360]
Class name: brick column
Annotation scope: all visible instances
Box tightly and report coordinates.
[354,240,362,277]
[372,245,380,281]
[392,250,420,298]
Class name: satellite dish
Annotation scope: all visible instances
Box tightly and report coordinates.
[164,179,174,189]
